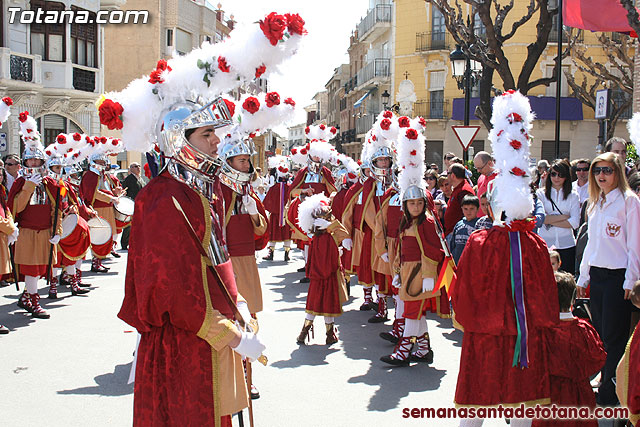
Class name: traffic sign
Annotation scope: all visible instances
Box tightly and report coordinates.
[452,125,481,151]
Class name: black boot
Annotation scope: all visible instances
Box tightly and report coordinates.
[262,248,274,261]
[296,319,314,344]
[284,248,290,262]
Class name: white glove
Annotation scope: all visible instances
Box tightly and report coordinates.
[342,238,352,251]
[381,252,389,263]
[7,227,18,245]
[27,174,42,185]
[243,195,259,215]
[49,235,61,245]
[232,331,266,362]
[422,277,435,293]
[392,274,400,289]
[313,218,331,230]
[237,300,251,325]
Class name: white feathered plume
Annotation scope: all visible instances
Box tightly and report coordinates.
[297,193,330,235]
[0,96,13,126]
[488,90,535,221]
[396,121,426,199]
[628,112,640,155]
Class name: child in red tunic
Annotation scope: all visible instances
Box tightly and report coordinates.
[532,271,606,427]
[295,194,350,346]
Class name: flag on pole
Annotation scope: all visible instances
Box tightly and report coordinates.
[436,255,457,295]
[563,0,638,34]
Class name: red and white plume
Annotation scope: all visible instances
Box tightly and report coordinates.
[290,144,309,166]
[396,119,426,198]
[488,89,535,221]
[297,193,330,235]
[18,111,44,151]
[305,124,337,164]
[0,97,13,126]
[96,12,307,153]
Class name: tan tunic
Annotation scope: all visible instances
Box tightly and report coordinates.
[0,210,16,275]
[230,211,267,314]
[340,186,364,267]
[394,222,441,302]
[94,190,117,238]
[13,181,62,265]
[327,219,350,305]
[373,199,394,276]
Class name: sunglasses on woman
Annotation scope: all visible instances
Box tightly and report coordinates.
[550,171,565,178]
[592,166,614,176]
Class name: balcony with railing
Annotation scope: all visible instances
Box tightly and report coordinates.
[549,27,584,43]
[357,4,392,42]
[413,99,450,120]
[416,31,452,52]
[0,49,42,84]
[344,76,358,94]
[355,58,390,90]
[356,112,379,135]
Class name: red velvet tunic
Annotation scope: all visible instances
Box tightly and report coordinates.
[56,184,91,266]
[331,186,352,273]
[617,323,640,426]
[118,172,246,427]
[305,231,344,317]
[80,170,114,209]
[452,225,559,407]
[353,179,376,286]
[532,318,605,427]
[262,181,291,242]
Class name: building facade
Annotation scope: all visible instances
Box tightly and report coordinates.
[0,0,121,155]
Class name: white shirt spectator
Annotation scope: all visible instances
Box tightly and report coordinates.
[572,180,589,206]
[536,187,581,249]
[578,189,640,290]
[6,173,15,192]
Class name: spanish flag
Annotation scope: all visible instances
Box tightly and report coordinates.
[436,255,457,295]
[59,180,67,198]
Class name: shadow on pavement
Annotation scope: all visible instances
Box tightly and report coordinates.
[270,345,340,369]
[0,293,82,332]
[57,362,134,396]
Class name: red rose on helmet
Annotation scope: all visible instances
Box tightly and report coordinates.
[100,136,108,144]
[300,148,308,155]
[265,92,281,107]
[242,97,260,114]
[57,134,66,144]
[112,139,119,146]
[507,112,522,123]
[410,150,417,156]
[260,12,287,46]
[330,127,337,134]
[45,150,52,156]
[72,132,81,141]
[98,99,124,130]
[2,97,13,106]
[223,99,236,117]
[18,111,28,123]
[398,116,410,128]
[406,129,418,140]
[510,139,522,150]
[291,148,297,154]
[305,126,310,134]
[285,13,307,35]
[383,111,393,119]
[372,135,377,141]
[419,117,427,127]
[319,124,326,130]
[380,118,391,130]
[218,56,230,73]
[255,64,266,79]
[284,98,296,107]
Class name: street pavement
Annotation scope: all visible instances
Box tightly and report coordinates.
[0,247,618,427]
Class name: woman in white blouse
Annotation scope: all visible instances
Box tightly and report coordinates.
[577,152,640,406]
[536,159,581,274]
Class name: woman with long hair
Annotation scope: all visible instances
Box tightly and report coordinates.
[536,159,581,274]
[577,152,640,406]
[424,169,441,199]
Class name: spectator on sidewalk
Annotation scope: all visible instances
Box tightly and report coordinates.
[475,193,493,230]
[120,162,145,251]
[450,195,479,263]
[537,159,580,275]
[444,163,475,236]
[425,169,441,200]
[473,151,497,217]
[572,158,591,206]
[3,154,20,192]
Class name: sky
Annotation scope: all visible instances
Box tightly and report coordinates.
[212,0,370,133]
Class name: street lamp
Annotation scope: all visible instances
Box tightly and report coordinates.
[449,44,481,162]
[381,90,390,110]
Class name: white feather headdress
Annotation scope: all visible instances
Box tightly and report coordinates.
[628,112,640,155]
[0,97,13,126]
[97,12,307,153]
[488,90,535,221]
[396,120,426,199]
[18,111,44,151]
[297,193,330,235]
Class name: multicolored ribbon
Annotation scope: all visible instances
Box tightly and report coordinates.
[278,182,285,227]
[509,231,529,368]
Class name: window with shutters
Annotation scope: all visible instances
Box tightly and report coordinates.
[71,7,97,68]
[545,65,569,97]
[175,28,192,55]
[426,140,444,170]
[30,1,65,62]
[429,70,445,91]
[541,140,570,161]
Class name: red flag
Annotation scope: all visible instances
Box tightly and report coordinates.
[563,0,638,33]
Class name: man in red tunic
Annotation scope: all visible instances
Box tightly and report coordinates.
[117,98,265,427]
[262,157,292,262]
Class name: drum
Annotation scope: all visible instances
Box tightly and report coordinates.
[61,214,78,239]
[59,214,91,260]
[114,197,135,223]
[87,217,113,245]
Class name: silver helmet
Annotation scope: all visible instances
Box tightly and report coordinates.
[332,165,348,191]
[402,184,427,202]
[21,146,46,177]
[89,153,109,174]
[63,165,81,185]
[359,158,371,183]
[218,132,257,194]
[157,97,233,183]
[370,146,394,183]
[46,154,64,180]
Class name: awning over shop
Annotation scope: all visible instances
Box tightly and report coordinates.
[354,90,373,109]
[451,96,583,121]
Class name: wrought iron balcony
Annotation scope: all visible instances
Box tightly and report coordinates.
[416,31,452,52]
[356,58,390,89]
[357,4,392,41]
[10,54,33,82]
[413,99,450,120]
[73,66,96,92]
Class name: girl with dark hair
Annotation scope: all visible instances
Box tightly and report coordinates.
[536,159,580,274]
